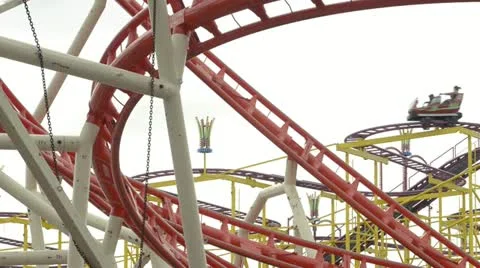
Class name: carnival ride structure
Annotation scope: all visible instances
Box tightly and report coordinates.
[0,0,479,268]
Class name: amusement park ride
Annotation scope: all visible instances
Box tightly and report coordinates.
[0,0,479,268]
[407,86,464,129]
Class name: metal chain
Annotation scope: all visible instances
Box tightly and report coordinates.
[21,1,92,266]
[138,0,157,266]
[20,1,59,179]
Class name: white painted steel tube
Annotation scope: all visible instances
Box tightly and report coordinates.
[68,123,99,268]
[0,170,67,231]
[0,169,140,244]
[160,6,206,266]
[171,33,188,80]
[103,215,123,257]
[28,207,48,268]
[26,1,105,262]
[238,184,285,237]
[0,134,80,151]
[0,89,109,268]
[26,170,47,268]
[148,0,175,83]
[283,159,315,257]
[88,214,139,245]
[163,93,207,267]
[234,184,285,266]
[0,36,179,98]
[33,0,107,121]
[0,0,23,14]
[0,250,68,265]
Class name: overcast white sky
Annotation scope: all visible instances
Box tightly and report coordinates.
[0,0,479,266]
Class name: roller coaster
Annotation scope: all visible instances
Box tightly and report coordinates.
[0,0,479,267]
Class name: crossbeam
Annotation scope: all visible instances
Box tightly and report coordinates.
[0,36,178,99]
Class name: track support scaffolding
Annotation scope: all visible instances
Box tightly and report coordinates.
[0,88,109,268]
[235,158,315,266]
[68,123,99,268]
[148,0,207,266]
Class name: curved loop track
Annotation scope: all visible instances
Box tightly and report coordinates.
[4,0,480,267]
[84,0,480,267]
[345,122,480,142]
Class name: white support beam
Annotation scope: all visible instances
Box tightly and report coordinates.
[163,89,207,268]
[68,123,99,268]
[88,213,139,245]
[25,170,48,268]
[103,215,123,259]
[0,171,134,240]
[27,1,105,262]
[0,36,179,99]
[0,89,109,268]
[155,1,207,265]
[148,0,175,82]
[283,159,315,257]
[234,184,285,266]
[0,134,80,151]
[0,169,140,244]
[171,33,188,80]
[0,0,23,14]
[33,0,106,121]
[0,250,67,265]
[0,170,67,231]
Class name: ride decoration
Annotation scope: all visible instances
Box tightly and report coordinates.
[307,192,320,219]
[196,116,214,153]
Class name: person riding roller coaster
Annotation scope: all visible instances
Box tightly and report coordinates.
[441,85,461,102]
[407,85,463,128]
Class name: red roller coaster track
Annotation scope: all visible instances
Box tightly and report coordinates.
[89,1,480,267]
[1,79,415,267]
[3,0,480,267]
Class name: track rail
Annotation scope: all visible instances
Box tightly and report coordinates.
[326,124,480,263]
[3,0,480,266]
[345,122,480,142]
[133,164,467,197]
[162,190,281,227]
[133,147,479,264]
[88,0,480,266]
[107,92,413,268]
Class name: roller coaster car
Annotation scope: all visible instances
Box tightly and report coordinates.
[407,92,463,128]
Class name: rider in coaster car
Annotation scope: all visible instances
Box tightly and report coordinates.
[441,85,461,101]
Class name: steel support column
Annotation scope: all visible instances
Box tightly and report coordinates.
[148,0,207,266]
[283,159,316,257]
[68,123,99,268]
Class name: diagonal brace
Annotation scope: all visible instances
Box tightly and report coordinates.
[0,89,109,268]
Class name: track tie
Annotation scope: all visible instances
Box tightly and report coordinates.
[302,139,314,160]
[249,5,269,20]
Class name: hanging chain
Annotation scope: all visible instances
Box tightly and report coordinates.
[138,0,157,266]
[21,1,59,179]
[21,1,92,266]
